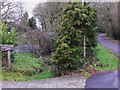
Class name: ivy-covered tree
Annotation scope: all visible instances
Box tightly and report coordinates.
[51,2,98,76]
[27,17,37,29]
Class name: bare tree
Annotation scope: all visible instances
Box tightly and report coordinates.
[33,2,67,32]
[1,0,25,25]
[19,12,29,27]
[95,2,118,39]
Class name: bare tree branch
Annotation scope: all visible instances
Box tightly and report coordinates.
[33,2,67,32]
[1,0,25,24]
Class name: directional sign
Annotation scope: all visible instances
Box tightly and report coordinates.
[1,45,14,51]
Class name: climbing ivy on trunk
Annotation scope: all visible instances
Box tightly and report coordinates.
[51,2,98,76]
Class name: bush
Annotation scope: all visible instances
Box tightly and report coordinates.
[18,29,56,56]
[51,2,98,76]
[1,22,18,45]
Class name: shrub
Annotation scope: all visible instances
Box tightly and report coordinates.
[1,22,18,45]
[18,30,56,56]
[51,2,98,76]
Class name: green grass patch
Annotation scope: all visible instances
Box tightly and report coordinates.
[12,52,43,75]
[94,44,118,71]
[2,52,53,81]
[2,70,29,81]
[82,43,118,78]
[29,66,53,80]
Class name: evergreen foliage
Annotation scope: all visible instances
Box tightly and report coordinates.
[51,2,98,76]
[0,21,18,45]
[28,17,37,29]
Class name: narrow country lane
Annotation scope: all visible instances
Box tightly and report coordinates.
[85,33,119,88]
[97,33,119,54]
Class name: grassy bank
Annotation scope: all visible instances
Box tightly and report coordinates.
[95,44,118,71]
[2,52,53,81]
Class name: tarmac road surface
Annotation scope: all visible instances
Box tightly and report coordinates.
[85,33,119,88]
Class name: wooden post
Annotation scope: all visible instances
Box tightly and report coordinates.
[2,45,14,67]
[8,50,11,65]
[83,35,86,58]
[82,0,86,58]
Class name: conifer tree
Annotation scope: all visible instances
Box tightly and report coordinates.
[51,2,98,76]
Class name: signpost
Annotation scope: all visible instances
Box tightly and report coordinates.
[1,45,14,65]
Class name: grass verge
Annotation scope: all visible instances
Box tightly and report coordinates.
[82,43,118,78]
[2,52,53,81]
[94,43,118,71]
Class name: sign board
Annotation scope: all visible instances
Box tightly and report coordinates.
[1,45,14,51]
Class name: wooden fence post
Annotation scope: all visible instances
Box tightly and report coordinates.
[8,50,11,65]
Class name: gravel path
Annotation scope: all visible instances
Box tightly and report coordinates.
[1,76,86,88]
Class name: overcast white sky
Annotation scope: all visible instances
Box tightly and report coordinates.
[22,0,46,18]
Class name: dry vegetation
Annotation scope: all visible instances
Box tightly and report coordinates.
[17,28,57,55]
